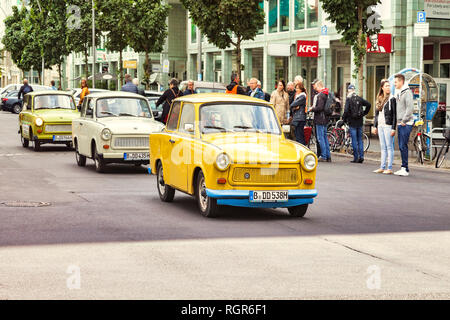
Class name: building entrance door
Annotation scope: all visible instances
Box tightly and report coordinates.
[366,64,390,119]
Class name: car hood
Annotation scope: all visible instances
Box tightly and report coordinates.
[201,132,310,164]
[98,117,164,134]
[34,109,80,122]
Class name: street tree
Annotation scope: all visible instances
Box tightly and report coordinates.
[96,0,133,86]
[66,0,101,81]
[127,0,170,88]
[321,0,382,94]
[180,0,265,78]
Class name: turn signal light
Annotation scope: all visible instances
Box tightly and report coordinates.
[37,129,42,134]
[103,145,110,149]
[217,178,227,184]
[304,179,313,185]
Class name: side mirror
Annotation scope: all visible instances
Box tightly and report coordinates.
[184,123,194,133]
[152,111,159,117]
[282,125,291,133]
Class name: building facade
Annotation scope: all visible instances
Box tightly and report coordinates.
[186,0,450,117]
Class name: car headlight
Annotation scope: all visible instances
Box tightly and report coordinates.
[215,153,231,171]
[101,128,112,140]
[35,117,43,127]
[303,154,317,171]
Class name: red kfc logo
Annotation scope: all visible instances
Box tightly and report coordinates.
[367,33,392,53]
[297,40,319,58]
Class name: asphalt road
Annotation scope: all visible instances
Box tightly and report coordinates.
[0,110,449,300]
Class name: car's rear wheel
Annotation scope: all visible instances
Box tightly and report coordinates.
[75,142,86,167]
[156,162,175,202]
[287,204,308,218]
[196,171,219,218]
[21,131,29,148]
[13,103,21,114]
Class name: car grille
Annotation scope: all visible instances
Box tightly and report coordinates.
[113,136,149,149]
[45,124,72,133]
[232,167,299,184]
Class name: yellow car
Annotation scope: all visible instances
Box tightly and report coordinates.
[19,91,79,151]
[149,93,318,218]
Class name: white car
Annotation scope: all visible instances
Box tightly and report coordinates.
[72,92,164,173]
[69,88,109,107]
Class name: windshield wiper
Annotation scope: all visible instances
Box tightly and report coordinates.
[233,126,262,133]
[100,111,118,116]
[203,125,228,133]
[119,113,137,117]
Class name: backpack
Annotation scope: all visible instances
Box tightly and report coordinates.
[349,94,364,119]
[324,91,334,117]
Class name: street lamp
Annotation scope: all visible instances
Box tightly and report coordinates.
[36,0,45,85]
[92,0,96,89]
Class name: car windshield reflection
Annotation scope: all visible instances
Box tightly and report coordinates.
[96,98,153,118]
[34,95,76,110]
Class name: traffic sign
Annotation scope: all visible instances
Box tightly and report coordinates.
[162,59,170,73]
[319,35,330,49]
[417,11,426,23]
[414,23,429,37]
[321,25,328,36]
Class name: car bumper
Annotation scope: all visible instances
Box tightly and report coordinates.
[205,189,317,208]
[100,152,149,165]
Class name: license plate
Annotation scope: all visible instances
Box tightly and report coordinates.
[53,135,72,142]
[124,152,150,161]
[249,190,289,202]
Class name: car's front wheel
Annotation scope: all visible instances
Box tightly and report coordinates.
[21,132,29,148]
[156,162,175,202]
[287,204,308,218]
[93,144,106,173]
[196,171,219,218]
[33,140,41,152]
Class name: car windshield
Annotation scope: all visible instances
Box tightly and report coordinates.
[200,103,281,135]
[96,97,152,118]
[34,95,76,110]
[147,99,161,111]
[196,88,226,93]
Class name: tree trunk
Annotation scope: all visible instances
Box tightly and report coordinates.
[119,50,124,87]
[235,37,242,85]
[58,62,63,90]
[357,6,365,96]
[144,51,150,89]
[84,47,89,81]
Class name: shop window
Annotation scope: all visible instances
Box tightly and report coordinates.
[424,64,434,76]
[440,63,450,78]
[191,23,197,44]
[423,44,434,61]
[280,0,290,32]
[294,0,305,30]
[268,0,278,33]
[307,0,318,28]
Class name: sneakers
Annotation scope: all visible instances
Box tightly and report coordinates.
[373,168,384,173]
[383,170,393,175]
[394,167,409,176]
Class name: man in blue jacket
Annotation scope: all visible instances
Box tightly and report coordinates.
[121,74,138,94]
[18,79,33,100]
[247,78,265,100]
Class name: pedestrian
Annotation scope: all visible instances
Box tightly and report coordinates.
[18,79,33,100]
[257,81,271,102]
[77,79,90,110]
[373,79,397,174]
[342,84,372,164]
[393,73,414,177]
[290,83,307,145]
[309,79,331,162]
[183,80,198,96]
[270,80,290,124]
[156,78,183,124]
[132,78,145,96]
[286,81,295,104]
[121,74,138,94]
[50,80,57,90]
[247,78,265,100]
[226,73,246,95]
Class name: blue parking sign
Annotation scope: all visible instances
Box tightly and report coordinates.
[321,25,328,35]
[417,11,426,23]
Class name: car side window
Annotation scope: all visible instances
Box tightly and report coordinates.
[178,103,195,134]
[83,99,94,118]
[24,96,30,110]
[166,102,181,131]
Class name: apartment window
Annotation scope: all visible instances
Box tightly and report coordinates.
[440,63,450,78]
[424,64,434,76]
[258,1,264,34]
[191,23,197,44]
[268,0,278,33]
[294,0,305,30]
[280,0,290,31]
[307,0,319,28]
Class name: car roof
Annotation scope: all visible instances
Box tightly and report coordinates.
[87,91,147,99]
[27,90,74,96]
[175,93,271,105]
[180,81,226,89]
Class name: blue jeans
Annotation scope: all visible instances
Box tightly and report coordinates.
[398,124,413,172]
[350,126,364,161]
[316,124,331,159]
[294,121,306,145]
[378,126,394,170]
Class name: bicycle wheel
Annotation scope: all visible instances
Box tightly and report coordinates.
[414,136,424,165]
[345,138,353,155]
[435,140,449,168]
[308,134,318,154]
[363,133,370,152]
[327,133,337,152]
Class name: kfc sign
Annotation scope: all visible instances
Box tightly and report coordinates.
[297,40,319,58]
[367,33,392,53]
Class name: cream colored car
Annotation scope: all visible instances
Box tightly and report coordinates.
[72,92,164,172]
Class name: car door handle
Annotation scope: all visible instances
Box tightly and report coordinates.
[79,123,83,126]
[169,139,175,144]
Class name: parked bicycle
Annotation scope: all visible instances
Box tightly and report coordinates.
[328,120,370,155]
[435,128,450,168]
[413,120,438,164]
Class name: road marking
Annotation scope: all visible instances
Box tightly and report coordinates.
[0,154,27,157]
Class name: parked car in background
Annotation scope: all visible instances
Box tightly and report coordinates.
[147,96,163,121]
[19,91,80,151]
[70,88,109,107]
[179,81,226,94]
[144,90,162,98]
[1,84,51,109]
[1,90,23,114]
[149,93,318,218]
[72,92,164,173]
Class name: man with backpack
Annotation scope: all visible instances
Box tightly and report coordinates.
[343,84,372,163]
[226,73,246,95]
[309,79,332,162]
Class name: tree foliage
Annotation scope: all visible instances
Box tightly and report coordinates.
[181,0,265,76]
[321,0,382,93]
